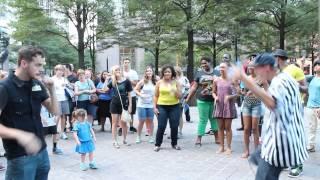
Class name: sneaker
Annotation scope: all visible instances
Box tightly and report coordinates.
[118,128,122,136]
[52,148,63,155]
[307,145,316,153]
[205,129,214,135]
[154,146,160,152]
[0,164,6,171]
[60,133,68,140]
[80,163,89,171]
[288,166,303,178]
[136,136,141,144]
[113,142,120,149]
[89,162,98,169]
[130,127,137,133]
[148,137,154,144]
[236,127,244,131]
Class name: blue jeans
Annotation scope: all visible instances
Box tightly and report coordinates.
[6,149,50,180]
[155,104,180,147]
[255,158,282,180]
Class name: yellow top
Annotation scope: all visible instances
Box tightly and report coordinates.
[283,64,305,82]
[157,81,179,105]
[283,64,306,103]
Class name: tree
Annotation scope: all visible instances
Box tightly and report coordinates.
[46,0,115,71]
[10,0,78,68]
[171,0,211,81]
[243,0,317,49]
[128,0,183,74]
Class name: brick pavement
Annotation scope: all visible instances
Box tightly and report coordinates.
[1,107,319,180]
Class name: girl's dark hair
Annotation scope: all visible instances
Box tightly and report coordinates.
[100,70,109,83]
[144,66,156,85]
[160,65,176,79]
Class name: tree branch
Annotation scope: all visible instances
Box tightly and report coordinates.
[46,30,78,50]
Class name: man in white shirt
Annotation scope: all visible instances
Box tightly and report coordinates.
[122,58,139,133]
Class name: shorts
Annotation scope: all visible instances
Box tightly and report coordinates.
[110,98,128,114]
[43,125,58,135]
[138,107,154,120]
[242,103,262,118]
[76,100,92,115]
[97,99,111,118]
[58,100,70,115]
[131,96,137,115]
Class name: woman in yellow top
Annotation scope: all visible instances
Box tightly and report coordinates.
[154,65,182,152]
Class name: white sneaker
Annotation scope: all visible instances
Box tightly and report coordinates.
[60,133,68,140]
[136,136,141,144]
[148,137,154,144]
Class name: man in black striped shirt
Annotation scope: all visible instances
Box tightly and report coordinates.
[232,53,308,180]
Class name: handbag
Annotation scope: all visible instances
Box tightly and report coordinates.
[115,82,132,123]
[64,78,75,101]
[87,80,98,104]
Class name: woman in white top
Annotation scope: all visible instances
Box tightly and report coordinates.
[52,64,70,140]
[175,66,190,136]
[135,66,157,144]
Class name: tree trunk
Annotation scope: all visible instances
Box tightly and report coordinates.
[155,47,160,76]
[279,0,287,49]
[78,30,85,69]
[187,28,194,81]
[212,33,217,67]
[186,0,194,81]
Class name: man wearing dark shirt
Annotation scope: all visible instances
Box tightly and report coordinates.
[0,46,59,180]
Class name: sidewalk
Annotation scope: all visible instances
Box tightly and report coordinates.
[0,107,319,180]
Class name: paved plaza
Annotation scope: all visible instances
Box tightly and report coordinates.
[1,107,319,180]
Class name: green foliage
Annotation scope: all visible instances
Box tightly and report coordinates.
[9,0,78,68]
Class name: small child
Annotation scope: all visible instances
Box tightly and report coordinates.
[72,109,98,171]
[41,106,63,155]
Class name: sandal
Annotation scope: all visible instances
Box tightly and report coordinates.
[225,149,232,155]
[172,145,181,150]
[241,153,249,158]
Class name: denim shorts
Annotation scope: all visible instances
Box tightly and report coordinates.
[58,100,70,115]
[242,103,262,118]
[138,107,154,120]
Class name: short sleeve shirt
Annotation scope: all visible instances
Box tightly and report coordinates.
[194,70,215,101]
[107,79,133,101]
[73,121,92,142]
[307,77,320,108]
[75,79,95,101]
[261,72,308,167]
[0,73,49,159]
[283,64,305,82]
[123,70,138,97]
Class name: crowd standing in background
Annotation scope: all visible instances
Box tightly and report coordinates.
[0,45,319,180]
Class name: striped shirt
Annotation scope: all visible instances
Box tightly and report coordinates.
[261,72,308,167]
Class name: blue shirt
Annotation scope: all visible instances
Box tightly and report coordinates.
[75,80,95,101]
[307,76,320,108]
[73,121,92,142]
[97,81,113,100]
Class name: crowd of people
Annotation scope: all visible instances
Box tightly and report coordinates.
[0,46,319,180]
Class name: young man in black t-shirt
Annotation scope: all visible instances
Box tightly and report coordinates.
[0,46,59,180]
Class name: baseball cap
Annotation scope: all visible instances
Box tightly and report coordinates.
[254,53,276,67]
[273,49,288,59]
